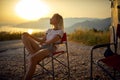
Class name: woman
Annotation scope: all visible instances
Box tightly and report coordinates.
[22,13,64,80]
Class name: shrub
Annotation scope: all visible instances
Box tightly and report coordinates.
[0,31,44,41]
[69,30,110,46]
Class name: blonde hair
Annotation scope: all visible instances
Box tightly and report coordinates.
[54,13,64,31]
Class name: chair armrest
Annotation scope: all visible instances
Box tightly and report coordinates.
[91,43,115,59]
[92,43,115,50]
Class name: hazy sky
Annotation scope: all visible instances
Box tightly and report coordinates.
[0,0,111,23]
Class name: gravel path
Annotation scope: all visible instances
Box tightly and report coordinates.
[0,40,115,80]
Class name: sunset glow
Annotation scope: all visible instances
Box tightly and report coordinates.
[1,0,111,23]
[27,29,33,34]
[15,0,50,20]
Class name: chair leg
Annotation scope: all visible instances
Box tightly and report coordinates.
[113,69,116,79]
[65,42,70,79]
[41,60,45,74]
[24,46,26,74]
[51,55,55,80]
[90,61,93,80]
[67,51,70,79]
[90,51,93,80]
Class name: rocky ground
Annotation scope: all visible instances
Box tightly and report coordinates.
[0,40,119,80]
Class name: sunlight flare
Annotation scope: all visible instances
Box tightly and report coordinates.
[27,29,33,34]
[15,0,50,20]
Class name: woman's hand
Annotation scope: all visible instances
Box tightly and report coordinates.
[40,41,47,46]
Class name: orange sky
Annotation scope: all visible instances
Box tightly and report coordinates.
[0,0,111,24]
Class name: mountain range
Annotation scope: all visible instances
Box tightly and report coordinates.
[65,18,111,33]
[0,17,111,33]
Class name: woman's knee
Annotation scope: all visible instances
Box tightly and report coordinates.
[29,55,38,65]
[21,32,29,40]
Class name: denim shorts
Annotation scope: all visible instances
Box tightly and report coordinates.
[40,44,55,52]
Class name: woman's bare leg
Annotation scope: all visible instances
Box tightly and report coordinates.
[24,49,50,80]
[21,32,40,54]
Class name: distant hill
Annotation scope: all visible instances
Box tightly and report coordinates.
[64,18,97,28]
[0,23,16,27]
[0,17,111,33]
[65,18,111,33]
[13,18,50,31]
[13,18,97,30]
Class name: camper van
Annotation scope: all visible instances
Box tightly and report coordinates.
[110,0,120,53]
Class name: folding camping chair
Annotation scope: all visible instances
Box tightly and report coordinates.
[23,33,70,80]
[90,24,120,80]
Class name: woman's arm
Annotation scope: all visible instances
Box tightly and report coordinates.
[45,34,61,45]
[25,32,46,42]
[33,36,46,42]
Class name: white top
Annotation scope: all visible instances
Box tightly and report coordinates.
[46,29,64,43]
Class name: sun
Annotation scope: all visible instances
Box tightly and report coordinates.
[15,0,50,20]
[27,29,33,34]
